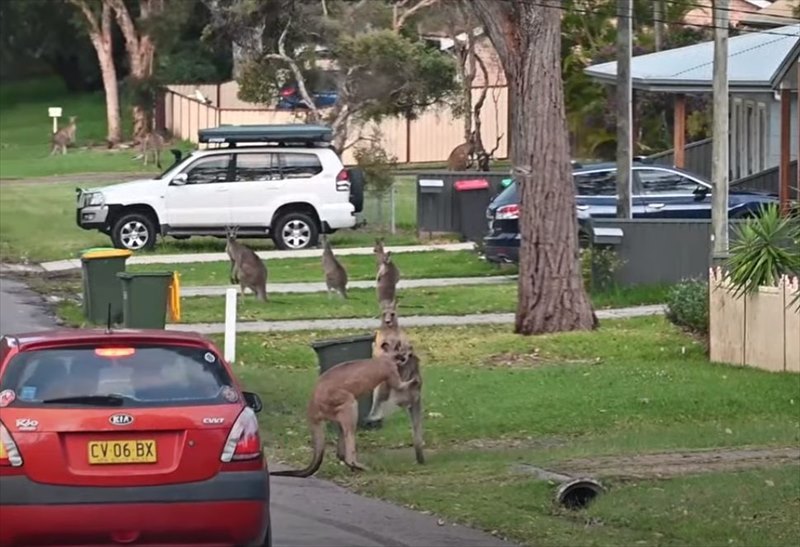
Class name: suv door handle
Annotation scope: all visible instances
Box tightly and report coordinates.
[576,205,590,211]
[216,188,229,192]
[646,202,665,209]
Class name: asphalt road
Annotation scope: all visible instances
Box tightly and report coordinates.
[0,276,512,547]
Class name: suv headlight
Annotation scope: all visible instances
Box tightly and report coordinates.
[85,192,105,206]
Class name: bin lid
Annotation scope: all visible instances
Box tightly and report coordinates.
[310,333,375,350]
[116,271,174,279]
[81,248,134,260]
[454,179,490,192]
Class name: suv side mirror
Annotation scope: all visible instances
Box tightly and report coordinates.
[172,173,188,186]
[242,391,263,413]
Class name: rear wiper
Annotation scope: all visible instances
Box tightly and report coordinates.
[41,394,126,406]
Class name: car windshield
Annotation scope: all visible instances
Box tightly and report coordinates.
[0,345,236,408]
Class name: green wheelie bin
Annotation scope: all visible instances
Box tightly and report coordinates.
[81,248,133,325]
[116,271,174,329]
[309,333,381,431]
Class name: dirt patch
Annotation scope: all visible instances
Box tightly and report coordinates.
[486,350,597,368]
[553,447,800,480]
[0,171,146,186]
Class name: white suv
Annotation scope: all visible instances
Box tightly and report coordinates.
[75,124,363,251]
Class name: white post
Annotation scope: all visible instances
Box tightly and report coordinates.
[48,107,62,134]
[711,0,730,267]
[224,288,237,363]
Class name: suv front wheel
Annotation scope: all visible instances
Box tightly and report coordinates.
[111,212,157,251]
[272,212,319,250]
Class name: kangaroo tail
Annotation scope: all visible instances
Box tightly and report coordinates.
[269,421,325,478]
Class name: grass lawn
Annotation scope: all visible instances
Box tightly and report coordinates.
[215,317,799,546]
[0,78,154,179]
[130,250,510,285]
[52,283,668,327]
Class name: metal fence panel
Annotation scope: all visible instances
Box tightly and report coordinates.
[592,219,745,286]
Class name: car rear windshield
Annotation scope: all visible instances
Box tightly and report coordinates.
[0,345,236,408]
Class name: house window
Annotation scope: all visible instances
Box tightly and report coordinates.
[757,103,768,172]
[731,99,742,180]
[745,102,755,176]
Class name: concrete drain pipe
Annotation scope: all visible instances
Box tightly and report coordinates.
[513,465,605,510]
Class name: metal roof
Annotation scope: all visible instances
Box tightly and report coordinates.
[741,0,800,28]
[584,24,800,93]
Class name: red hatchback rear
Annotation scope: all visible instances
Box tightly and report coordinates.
[0,330,270,547]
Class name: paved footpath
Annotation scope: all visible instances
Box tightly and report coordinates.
[168,304,666,334]
[181,275,516,297]
[39,242,476,273]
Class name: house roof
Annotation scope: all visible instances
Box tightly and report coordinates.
[584,24,800,93]
[740,0,799,28]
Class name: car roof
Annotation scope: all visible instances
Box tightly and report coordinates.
[3,329,215,352]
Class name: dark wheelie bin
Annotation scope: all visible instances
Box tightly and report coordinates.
[81,248,133,325]
[116,271,174,329]
[309,333,381,431]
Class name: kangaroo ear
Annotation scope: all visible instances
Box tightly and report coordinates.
[380,341,391,352]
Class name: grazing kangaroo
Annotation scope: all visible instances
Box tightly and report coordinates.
[367,300,425,463]
[50,116,78,155]
[376,251,400,308]
[270,338,418,477]
[321,235,348,298]
[225,226,268,301]
[134,132,164,168]
[446,138,474,171]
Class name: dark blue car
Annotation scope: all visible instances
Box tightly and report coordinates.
[276,83,338,110]
[483,162,782,264]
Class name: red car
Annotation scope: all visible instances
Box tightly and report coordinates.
[0,329,271,546]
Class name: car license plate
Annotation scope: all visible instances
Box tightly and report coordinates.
[88,440,157,464]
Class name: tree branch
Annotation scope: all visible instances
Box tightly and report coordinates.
[393,0,439,32]
[67,0,101,38]
[264,19,319,119]
[107,0,139,55]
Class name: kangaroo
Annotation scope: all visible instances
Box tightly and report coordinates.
[367,300,425,464]
[133,132,164,168]
[373,238,386,266]
[446,138,474,171]
[270,338,419,477]
[50,116,78,155]
[376,251,400,308]
[225,226,268,301]
[321,235,348,298]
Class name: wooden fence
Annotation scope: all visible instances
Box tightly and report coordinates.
[709,268,800,373]
[159,85,509,166]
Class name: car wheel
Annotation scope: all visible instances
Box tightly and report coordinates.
[272,212,319,250]
[111,212,157,251]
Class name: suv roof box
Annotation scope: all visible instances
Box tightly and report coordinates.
[198,124,333,146]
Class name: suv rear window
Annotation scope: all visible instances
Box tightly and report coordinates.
[0,345,235,408]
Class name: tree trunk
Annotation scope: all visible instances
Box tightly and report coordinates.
[68,0,121,145]
[471,0,595,334]
[126,36,156,138]
[98,47,122,145]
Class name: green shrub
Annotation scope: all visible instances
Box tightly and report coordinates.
[581,246,625,291]
[665,279,709,334]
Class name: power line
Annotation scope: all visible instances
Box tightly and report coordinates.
[506,0,800,39]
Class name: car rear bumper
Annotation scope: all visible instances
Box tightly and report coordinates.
[483,233,520,264]
[0,471,270,546]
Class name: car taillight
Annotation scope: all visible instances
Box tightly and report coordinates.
[336,169,350,192]
[0,421,22,467]
[496,204,520,219]
[280,86,296,97]
[220,407,262,462]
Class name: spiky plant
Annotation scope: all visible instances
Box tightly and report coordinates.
[726,204,800,310]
